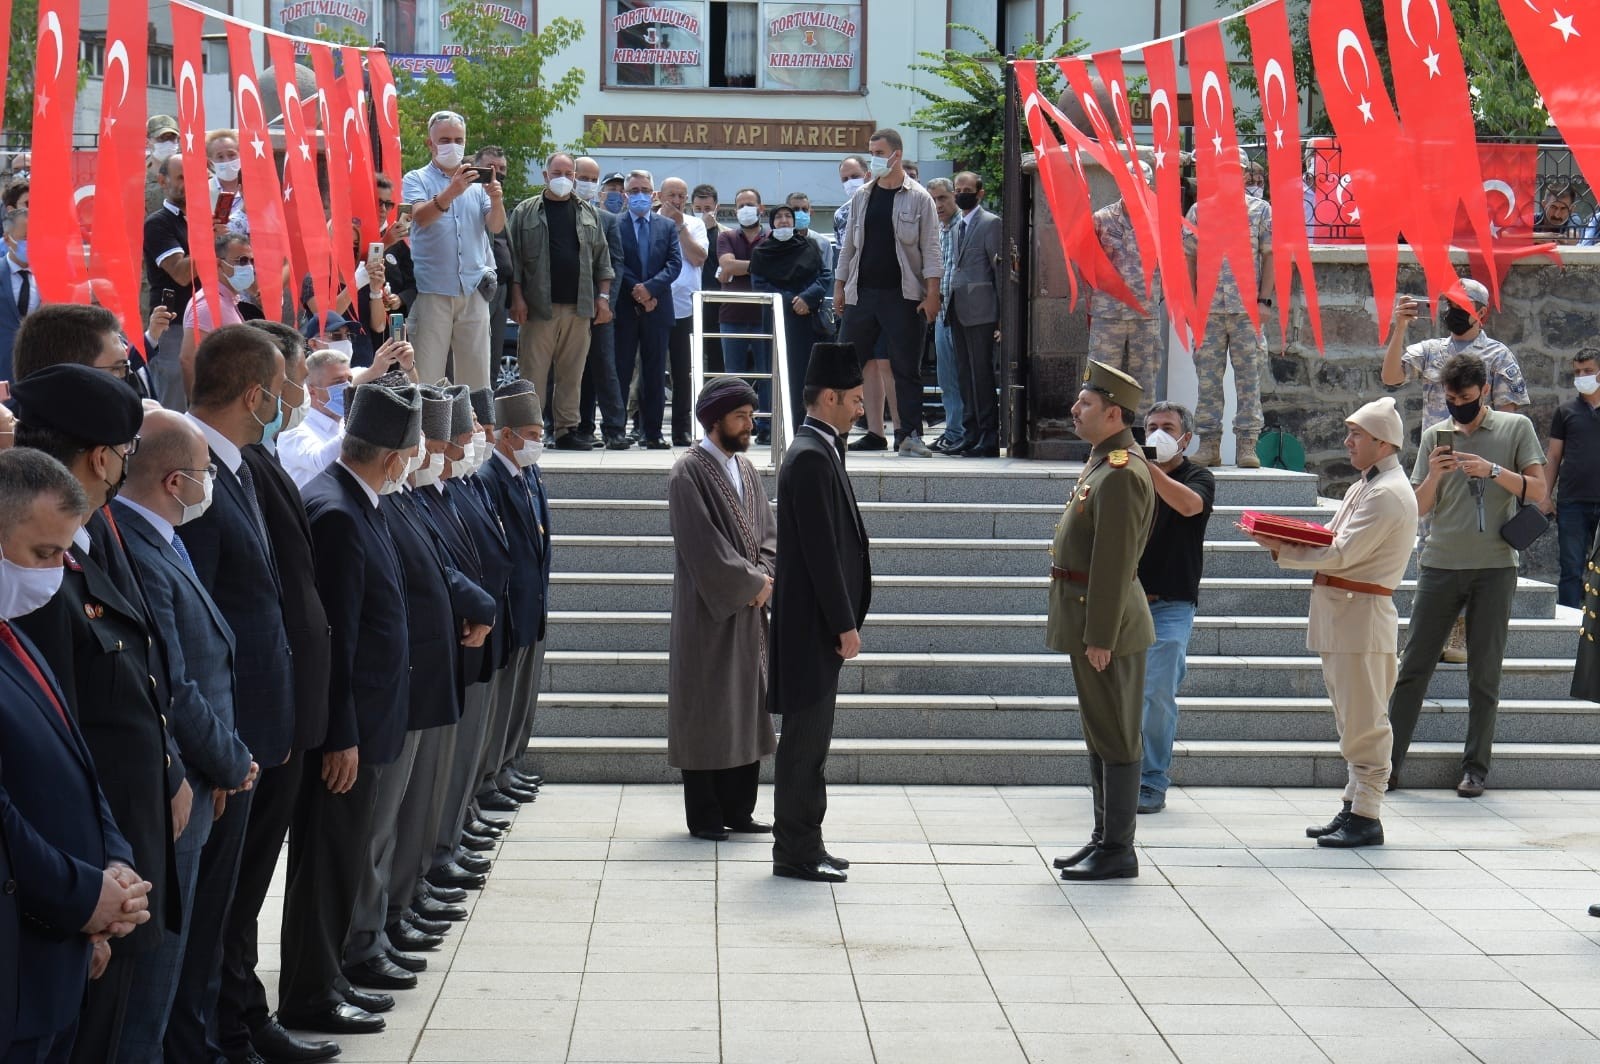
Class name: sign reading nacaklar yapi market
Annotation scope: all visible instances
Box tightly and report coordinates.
[765,4,861,91]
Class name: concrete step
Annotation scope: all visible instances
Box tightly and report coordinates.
[548,499,1339,541]
[545,611,1580,659]
[542,650,1579,701]
[536,463,1321,508]
[521,736,1600,788]
[532,693,1600,744]
[549,572,1561,618]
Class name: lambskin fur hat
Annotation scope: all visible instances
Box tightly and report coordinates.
[470,387,496,427]
[418,385,454,442]
[437,382,474,437]
[347,382,422,450]
[494,379,541,429]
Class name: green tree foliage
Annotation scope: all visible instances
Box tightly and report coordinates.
[5,0,38,135]
[395,0,603,203]
[887,18,1085,204]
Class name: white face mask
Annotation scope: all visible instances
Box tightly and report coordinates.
[448,453,472,479]
[547,176,575,199]
[282,386,311,433]
[575,178,598,202]
[151,139,179,162]
[771,227,795,242]
[175,470,215,526]
[0,548,65,620]
[412,451,446,488]
[867,154,892,177]
[513,436,545,468]
[379,454,408,495]
[1145,428,1185,464]
[434,143,465,169]
[214,159,242,183]
[736,204,760,228]
[227,265,255,293]
[328,339,354,359]
[841,176,864,196]
[1576,374,1599,396]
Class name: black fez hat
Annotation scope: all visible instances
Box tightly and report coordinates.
[470,387,496,427]
[804,342,864,391]
[418,384,453,442]
[12,363,142,446]
[695,376,760,429]
[346,382,422,450]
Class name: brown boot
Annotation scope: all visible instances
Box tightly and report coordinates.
[1236,435,1261,469]
[1191,438,1220,467]
[1440,616,1468,664]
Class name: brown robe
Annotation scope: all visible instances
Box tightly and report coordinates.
[666,445,779,770]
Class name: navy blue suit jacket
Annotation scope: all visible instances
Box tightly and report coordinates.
[0,793,14,1053]
[0,624,133,1040]
[180,448,296,767]
[615,210,681,325]
[413,483,496,690]
[382,490,473,731]
[0,256,21,383]
[478,454,552,650]
[445,477,515,678]
[302,463,411,764]
[113,503,251,792]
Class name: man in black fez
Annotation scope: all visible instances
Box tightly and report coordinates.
[767,343,871,883]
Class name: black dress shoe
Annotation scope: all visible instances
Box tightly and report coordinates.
[385,946,429,972]
[847,431,887,452]
[501,785,539,804]
[1052,840,1099,870]
[554,430,596,451]
[388,923,443,951]
[461,831,496,852]
[691,828,729,841]
[424,881,471,903]
[476,790,519,812]
[773,860,847,883]
[1588,903,1600,918]
[1306,801,1353,839]
[342,954,418,990]
[413,894,469,921]
[238,1049,270,1064]
[822,851,850,870]
[604,435,632,450]
[467,821,504,840]
[725,819,772,834]
[474,813,512,832]
[961,445,1001,458]
[336,985,394,1014]
[405,913,451,936]
[252,1017,339,1063]
[513,772,544,787]
[1457,771,1486,798]
[277,1002,385,1035]
[427,862,486,890]
[457,852,492,875]
[671,433,693,448]
[1060,846,1138,881]
[1316,812,1384,848]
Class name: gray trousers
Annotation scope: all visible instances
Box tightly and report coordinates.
[151,325,187,412]
[1388,565,1519,780]
[434,681,495,870]
[343,729,421,968]
[482,641,543,792]
[388,722,458,926]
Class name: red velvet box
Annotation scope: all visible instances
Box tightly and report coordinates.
[1240,510,1335,547]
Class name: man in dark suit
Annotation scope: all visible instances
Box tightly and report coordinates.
[8,367,182,1062]
[768,343,871,884]
[167,324,296,1062]
[278,382,420,1037]
[612,170,682,449]
[575,158,628,449]
[476,381,552,816]
[0,213,36,382]
[223,320,342,1064]
[945,172,1004,456]
[0,446,153,1063]
[111,410,260,1061]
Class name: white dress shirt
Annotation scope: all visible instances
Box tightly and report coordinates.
[7,252,38,316]
[699,436,743,502]
[187,413,243,474]
[115,497,176,547]
[336,459,380,508]
[670,214,709,319]
[278,408,345,489]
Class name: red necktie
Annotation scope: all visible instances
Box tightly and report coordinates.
[0,621,71,729]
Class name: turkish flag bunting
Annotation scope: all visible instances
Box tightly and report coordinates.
[1140,39,1197,348]
[91,0,149,350]
[1014,61,1140,313]
[0,1,14,118]
[1500,1,1600,218]
[226,22,290,325]
[30,0,85,302]
[1186,20,1260,339]
[313,47,363,303]
[1245,0,1322,353]
[1383,0,1498,307]
[368,50,404,186]
[172,3,223,330]
[1056,56,1161,308]
[341,49,383,248]
[269,34,333,329]
[1460,142,1561,288]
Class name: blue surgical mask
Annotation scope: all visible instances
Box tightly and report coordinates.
[11,239,26,264]
[793,210,810,231]
[325,381,349,418]
[627,192,653,217]
[252,389,284,445]
[603,190,625,213]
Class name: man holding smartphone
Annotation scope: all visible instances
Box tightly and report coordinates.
[401,111,506,391]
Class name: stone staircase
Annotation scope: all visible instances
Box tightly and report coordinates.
[526,452,1594,788]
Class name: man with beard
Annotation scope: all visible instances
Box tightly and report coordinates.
[667,378,777,840]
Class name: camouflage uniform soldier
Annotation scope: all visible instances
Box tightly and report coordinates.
[1089,179,1163,408]
[1183,185,1273,468]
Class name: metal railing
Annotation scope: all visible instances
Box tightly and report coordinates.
[689,289,793,468]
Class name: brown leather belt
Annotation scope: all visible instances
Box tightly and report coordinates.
[1050,566,1088,583]
[1313,573,1393,598]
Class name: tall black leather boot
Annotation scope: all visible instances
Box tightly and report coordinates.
[1054,753,1105,870]
[1061,760,1139,881]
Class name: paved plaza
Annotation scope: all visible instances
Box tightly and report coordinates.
[262,783,1600,1063]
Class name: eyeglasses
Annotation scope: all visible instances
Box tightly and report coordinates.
[427,110,465,127]
[228,256,255,266]
[102,359,133,380]
[378,200,396,211]
[120,435,141,458]
[174,464,217,481]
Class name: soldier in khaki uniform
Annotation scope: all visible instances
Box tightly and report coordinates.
[1047,361,1155,881]
[1089,164,1163,408]
[1246,397,1418,847]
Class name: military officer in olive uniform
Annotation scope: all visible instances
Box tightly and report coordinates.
[1047,360,1155,881]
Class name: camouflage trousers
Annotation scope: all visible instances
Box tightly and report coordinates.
[1193,311,1265,438]
[1088,314,1163,409]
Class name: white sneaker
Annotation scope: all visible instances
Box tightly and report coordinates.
[897,436,933,458]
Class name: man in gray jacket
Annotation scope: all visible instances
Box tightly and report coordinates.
[945,171,1002,456]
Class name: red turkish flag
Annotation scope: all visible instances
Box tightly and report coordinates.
[368,50,404,185]
[30,0,85,302]
[1246,0,1323,353]
[171,3,223,332]
[1500,1,1600,206]
[1056,56,1161,307]
[1186,20,1260,338]
[313,47,362,303]
[1383,0,1498,306]
[90,0,148,350]
[0,1,14,114]
[1014,61,1139,313]
[226,22,290,325]
[341,48,383,248]
[1459,142,1562,287]
[269,34,333,330]
[1140,39,1196,346]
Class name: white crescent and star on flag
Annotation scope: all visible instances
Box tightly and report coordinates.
[1150,89,1172,171]
[1261,59,1289,149]
[1399,0,1443,77]
[1335,28,1376,124]
[237,74,268,159]
[1200,70,1226,155]
[178,59,201,150]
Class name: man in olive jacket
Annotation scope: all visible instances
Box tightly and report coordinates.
[1046,360,1155,882]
